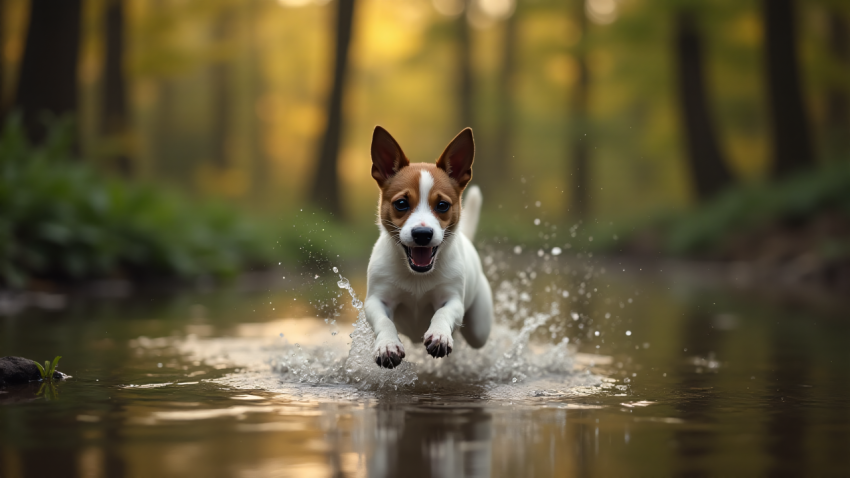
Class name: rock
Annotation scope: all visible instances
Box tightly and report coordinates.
[0,356,63,386]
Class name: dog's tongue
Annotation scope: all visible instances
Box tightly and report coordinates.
[410,247,433,267]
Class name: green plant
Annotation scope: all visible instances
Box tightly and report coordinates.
[33,356,62,381]
[33,355,62,382]
[0,115,276,287]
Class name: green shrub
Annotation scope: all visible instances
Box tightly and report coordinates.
[0,116,273,287]
[666,162,850,255]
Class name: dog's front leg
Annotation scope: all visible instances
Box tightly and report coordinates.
[364,295,406,368]
[423,295,464,358]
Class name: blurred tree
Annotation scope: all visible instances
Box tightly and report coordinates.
[493,5,519,186]
[311,0,357,217]
[210,8,233,170]
[569,0,589,219]
[674,12,733,200]
[0,0,5,118]
[102,0,131,174]
[825,7,848,159]
[458,0,473,131]
[13,0,82,144]
[244,0,267,204]
[763,0,814,176]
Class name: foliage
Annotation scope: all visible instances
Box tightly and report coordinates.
[33,356,62,381]
[0,116,273,288]
[595,161,850,258]
[666,161,850,255]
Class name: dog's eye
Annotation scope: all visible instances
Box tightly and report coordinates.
[393,199,410,211]
[435,201,451,213]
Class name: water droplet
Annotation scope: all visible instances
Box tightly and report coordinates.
[571,312,579,321]
[332,267,338,273]
[625,330,632,336]
[534,218,541,225]
[551,247,562,256]
[513,246,522,255]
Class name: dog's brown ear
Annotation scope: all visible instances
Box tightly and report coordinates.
[371,126,409,186]
[436,128,474,189]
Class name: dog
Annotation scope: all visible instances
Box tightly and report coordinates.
[364,126,493,368]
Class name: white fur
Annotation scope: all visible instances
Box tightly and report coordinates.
[365,185,492,364]
[458,185,482,241]
[398,171,443,247]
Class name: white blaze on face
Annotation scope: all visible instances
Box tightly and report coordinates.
[399,170,444,247]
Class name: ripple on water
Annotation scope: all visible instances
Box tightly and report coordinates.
[132,251,616,402]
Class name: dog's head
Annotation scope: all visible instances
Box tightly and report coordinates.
[370,126,474,274]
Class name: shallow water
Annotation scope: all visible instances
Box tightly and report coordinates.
[1,250,849,477]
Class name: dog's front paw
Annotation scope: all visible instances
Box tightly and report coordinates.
[374,338,406,369]
[423,330,453,358]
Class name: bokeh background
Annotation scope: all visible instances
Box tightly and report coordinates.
[1,0,849,289]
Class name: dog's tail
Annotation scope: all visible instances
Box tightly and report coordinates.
[459,185,482,241]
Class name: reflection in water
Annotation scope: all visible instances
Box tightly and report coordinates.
[674,310,722,477]
[365,403,492,478]
[2,259,850,477]
[765,314,810,478]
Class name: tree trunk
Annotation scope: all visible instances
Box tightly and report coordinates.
[492,7,518,186]
[246,0,267,204]
[14,0,82,145]
[825,8,848,159]
[674,12,733,200]
[0,0,5,118]
[763,0,814,176]
[210,10,232,169]
[102,0,131,174]
[457,0,474,131]
[154,80,175,178]
[570,0,589,220]
[310,0,356,218]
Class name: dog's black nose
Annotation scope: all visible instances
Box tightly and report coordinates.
[411,227,433,246]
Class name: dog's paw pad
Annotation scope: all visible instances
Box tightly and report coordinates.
[423,331,453,359]
[374,340,405,369]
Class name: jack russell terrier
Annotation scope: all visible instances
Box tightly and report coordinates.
[365,126,493,368]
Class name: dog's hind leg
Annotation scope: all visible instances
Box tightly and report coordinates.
[461,274,493,349]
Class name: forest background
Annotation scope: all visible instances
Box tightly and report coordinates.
[1,0,848,288]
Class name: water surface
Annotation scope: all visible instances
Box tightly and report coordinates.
[1,251,849,477]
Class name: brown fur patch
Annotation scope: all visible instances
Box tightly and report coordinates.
[378,163,466,241]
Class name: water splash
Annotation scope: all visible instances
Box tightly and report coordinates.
[334,275,417,390]
[154,244,619,398]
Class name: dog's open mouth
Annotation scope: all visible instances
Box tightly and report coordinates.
[403,246,438,273]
